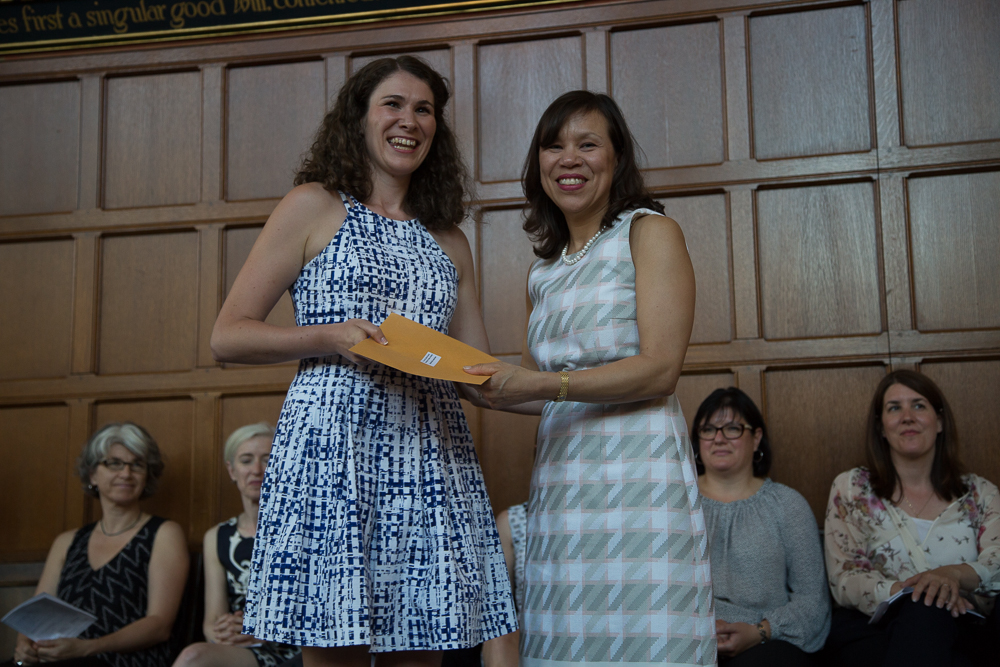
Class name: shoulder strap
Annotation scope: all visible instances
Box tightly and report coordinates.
[884,503,931,572]
[338,190,355,212]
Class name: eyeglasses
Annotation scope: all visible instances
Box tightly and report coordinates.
[100,458,147,473]
[697,423,754,440]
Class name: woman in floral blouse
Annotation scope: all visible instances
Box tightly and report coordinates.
[823,370,1000,666]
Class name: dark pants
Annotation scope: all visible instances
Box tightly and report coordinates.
[719,639,820,667]
[825,599,1000,667]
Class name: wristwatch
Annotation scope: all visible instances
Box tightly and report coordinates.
[756,621,768,644]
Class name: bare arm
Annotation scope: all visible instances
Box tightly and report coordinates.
[211,183,386,365]
[201,525,228,642]
[15,531,76,664]
[468,214,695,408]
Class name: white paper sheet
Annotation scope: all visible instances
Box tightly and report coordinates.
[2,592,97,641]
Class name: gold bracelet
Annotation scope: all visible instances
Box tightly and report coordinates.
[554,371,569,402]
[756,621,768,644]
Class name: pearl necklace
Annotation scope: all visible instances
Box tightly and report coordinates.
[560,227,605,265]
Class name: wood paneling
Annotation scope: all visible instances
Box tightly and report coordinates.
[98,232,199,374]
[757,181,882,340]
[907,170,1000,332]
[103,71,202,209]
[351,49,452,81]
[0,240,75,381]
[610,21,724,169]
[0,405,71,561]
[659,194,732,344]
[226,61,326,202]
[94,398,194,530]
[0,80,79,216]
[479,208,536,356]
[224,226,296,329]
[477,36,584,183]
[217,393,286,524]
[920,359,1000,487]
[749,4,872,159]
[764,364,887,522]
[897,0,1000,147]
[675,372,737,433]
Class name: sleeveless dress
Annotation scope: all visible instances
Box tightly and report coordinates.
[57,516,173,667]
[216,518,299,667]
[522,209,716,667]
[243,195,517,651]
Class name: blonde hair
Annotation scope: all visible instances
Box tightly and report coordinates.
[224,423,274,464]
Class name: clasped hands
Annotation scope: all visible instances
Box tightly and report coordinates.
[715,620,766,658]
[211,610,258,646]
[890,565,976,618]
[15,635,92,664]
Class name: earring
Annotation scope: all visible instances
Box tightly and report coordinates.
[693,450,702,463]
[754,449,764,463]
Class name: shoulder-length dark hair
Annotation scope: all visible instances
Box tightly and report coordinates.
[295,55,469,231]
[521,91,664,259]
[690,387,772,477]
[865,369,966,502]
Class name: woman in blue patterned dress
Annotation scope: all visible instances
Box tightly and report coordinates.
[211,57,516,667]
[465,91,716,667]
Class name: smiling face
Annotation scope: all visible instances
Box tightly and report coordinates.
[697,408,763,477]
[538,110,618,227]
[881,383,942,464]
[90,443,146,506]
[363,71,437,183]
[226,435,272,502]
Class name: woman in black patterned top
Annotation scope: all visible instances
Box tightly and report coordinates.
[172,424,299,667]
[13,422,189,667]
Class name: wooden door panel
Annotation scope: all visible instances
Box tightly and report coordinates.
[764,364,887,523]
[476,35,584,183]
[660,194,732,345]
[103,72,202,209]
[0,80,79,216]
[610,21,725,169]
[0,239,74,381]
[94,399,195,530]
[907,170,1000,332]
[675,371,737,433]
[0,405,71,561]
[749,4,872,159]
[479,207,537,356]
[897,0,1000,147]
[224,225,296,329]
[351,49,452,80]
[226,60,326,202]
[757,181,883,340]
[98,231,199,374]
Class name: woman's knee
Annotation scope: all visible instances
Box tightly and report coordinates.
[173,643,218,667]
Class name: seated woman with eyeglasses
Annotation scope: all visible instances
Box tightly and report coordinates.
[692,388,830,667]
[13,422,189,667]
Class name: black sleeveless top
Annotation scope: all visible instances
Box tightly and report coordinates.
[57,517,174,667]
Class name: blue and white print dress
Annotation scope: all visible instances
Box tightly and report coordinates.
[243,194,517,651]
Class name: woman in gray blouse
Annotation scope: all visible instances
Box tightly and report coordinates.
[692,387,830,666]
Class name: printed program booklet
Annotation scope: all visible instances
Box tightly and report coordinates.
[869,586,986,624]
[1,592,96,641]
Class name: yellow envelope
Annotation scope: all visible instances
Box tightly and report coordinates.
[348,313,498,384]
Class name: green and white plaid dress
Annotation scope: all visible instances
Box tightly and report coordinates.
[522,208,716,667]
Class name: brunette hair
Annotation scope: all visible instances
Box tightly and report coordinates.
[521,91,664,259]
[690,387,772,477]
[865,370,966,502]
[76,422,164,498]
[295,55,469,231]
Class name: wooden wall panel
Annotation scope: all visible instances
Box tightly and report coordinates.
[477,36,584,183]
[749,4,872,159]
[757,181,882,340]
[0,240,75,381]
[0,405,71,561]
[897,0,1000,147]
[351,49,452,80]
[224,226,296,329]
[674,371,737,433]
[479,208,536,356]
[103,71,202,209]
[94,399,195,531]
[659,194,732,344]
[764,364,887,522]
[0,81,79,216]
[226,61,327,202]
[98,232,199,374]
[920,358,1000,487]
[610,21,724,168]
[907,170,1000,332]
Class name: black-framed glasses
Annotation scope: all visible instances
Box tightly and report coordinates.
[100,458,147,473]
[697,423,753,440]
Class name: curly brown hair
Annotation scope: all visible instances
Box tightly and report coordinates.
[295,55,469,231]
[521,91,664,259]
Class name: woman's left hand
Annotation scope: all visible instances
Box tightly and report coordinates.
[715,621,763,658]
[901,566,970,616]
[463,361,547,409]
[34,637,93,661]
